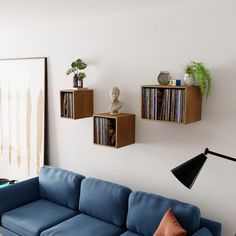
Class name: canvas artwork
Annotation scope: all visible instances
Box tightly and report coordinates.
[0,57,47,181]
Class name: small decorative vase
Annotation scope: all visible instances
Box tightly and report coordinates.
[183,74,195,86]
[78,78,83,88]
[73,75,79,88]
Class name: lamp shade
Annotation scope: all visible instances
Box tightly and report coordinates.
[171,154,207,189]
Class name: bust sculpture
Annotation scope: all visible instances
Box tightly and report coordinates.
[109,87,123,114]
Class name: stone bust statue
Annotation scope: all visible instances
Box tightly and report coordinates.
[109,87,123,114]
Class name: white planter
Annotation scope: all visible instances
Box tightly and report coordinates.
[183,74,195,86]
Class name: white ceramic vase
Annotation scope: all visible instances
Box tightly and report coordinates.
[183,74,195,86]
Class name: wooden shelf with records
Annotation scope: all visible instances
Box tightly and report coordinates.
[141,85,202,124]
[60,88,93,119]
[93,113,135,148]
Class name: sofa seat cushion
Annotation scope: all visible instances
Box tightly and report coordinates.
[0,226,21,236]
[200,218,221,236]
[41,213,124,236]
[127,191,200,236]
[2,199,77,236]
[192,228,213,236]
[120,231,142,236]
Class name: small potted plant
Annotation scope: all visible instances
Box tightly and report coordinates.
[184,61,212,97]
[184,65,195,86]
[66,59,87,88]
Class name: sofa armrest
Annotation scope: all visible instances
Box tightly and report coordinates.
[192,227,213,236]
[0,177,40,219]
[200,218,222,236]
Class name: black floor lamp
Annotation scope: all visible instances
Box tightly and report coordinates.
[171,148,236,189]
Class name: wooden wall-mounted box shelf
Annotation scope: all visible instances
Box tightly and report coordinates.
[141,85,202,124]
[60,88,93,119]
[93,113,135,148]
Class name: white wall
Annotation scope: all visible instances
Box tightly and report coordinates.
[1,0,236,235]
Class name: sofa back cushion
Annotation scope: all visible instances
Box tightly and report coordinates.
[39,166,85,210]
[79,177,131,227]
[127,191,200,236]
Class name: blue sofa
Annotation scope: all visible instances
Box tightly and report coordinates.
[0,166,221,236]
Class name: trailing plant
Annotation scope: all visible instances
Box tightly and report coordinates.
[185,61,212,97]
[66,58,87,80]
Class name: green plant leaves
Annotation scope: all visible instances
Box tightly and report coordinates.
[66,68,75,75]
[66,58,87,77]
[73,59,87,70]
[185,65,195,78]
[185,61,212,98]
[71,62,77,68]
[78,62,87,70]
[78,72,86,80]
[76,59,82,64]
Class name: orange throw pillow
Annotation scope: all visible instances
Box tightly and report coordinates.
[153,209,187,236]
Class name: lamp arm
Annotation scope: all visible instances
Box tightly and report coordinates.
[204,148,236,162]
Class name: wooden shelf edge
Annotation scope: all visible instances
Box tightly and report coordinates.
[94,112,135,118]
[93,143,118,149]
[141,85,199,89]
[141,118,185,124]
[60,88,91,92]
[60,116,75,120]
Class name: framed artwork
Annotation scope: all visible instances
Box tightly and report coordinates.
[0,57,47,181]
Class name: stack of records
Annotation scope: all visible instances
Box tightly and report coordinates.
[142,88,185,123]
[62,93,73,118]
[94,117,116,146]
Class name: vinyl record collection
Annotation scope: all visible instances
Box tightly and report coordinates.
[94,117,116,146]
[61,92,73,118]
[142,88,185,123]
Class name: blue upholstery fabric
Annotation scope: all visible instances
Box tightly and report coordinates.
[2,199,77,236]
[0,166,222,236]
[127,191,201,236]
[0,177,40,220]
[79,177,131,227]
[192,227,213,236]
[0,226,21,236]
[120,231,142,236]
[39,165,85,210]
[200,218,222,236]
[41,213,124,236]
